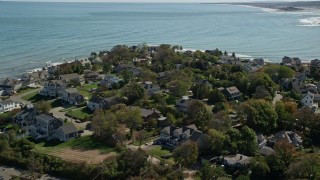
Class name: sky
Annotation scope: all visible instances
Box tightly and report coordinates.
[1,0,318,2]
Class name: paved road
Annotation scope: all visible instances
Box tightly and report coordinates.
[10,87,42,105]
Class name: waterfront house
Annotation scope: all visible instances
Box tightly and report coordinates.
[282,56,301,68]
[40,80,66,97]
[311,59,320,68]
[160,124,206,148]
[59,73,84,85]
[252,58,265,67]
[0,99,20,114]
[143,81,161,96]
[21,71,49,85]
[55,123,78,142]
[0,78,22,96]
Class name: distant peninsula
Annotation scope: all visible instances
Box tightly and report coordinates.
[205,1,320,12]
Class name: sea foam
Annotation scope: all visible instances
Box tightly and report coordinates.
[299,17,320,26]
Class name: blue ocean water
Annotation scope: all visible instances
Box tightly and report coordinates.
[0,2,319,78]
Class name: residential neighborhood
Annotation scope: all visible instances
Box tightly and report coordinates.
[1,44,320,180]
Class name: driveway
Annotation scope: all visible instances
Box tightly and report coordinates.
[49,107,92,135]
[10,87,42,105]
[273,93,283,105]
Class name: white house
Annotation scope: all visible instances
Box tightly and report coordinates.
[300,92,318,109]
[0,99,20,114]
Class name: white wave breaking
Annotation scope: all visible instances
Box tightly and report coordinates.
[299,17,320,26]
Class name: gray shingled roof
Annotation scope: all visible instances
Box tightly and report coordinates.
[58,123,78,134]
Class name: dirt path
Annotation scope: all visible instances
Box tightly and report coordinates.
[49,148,117,164]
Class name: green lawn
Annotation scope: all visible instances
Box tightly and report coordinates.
[32,135,114,154]
[66,107,92,121]
[16,88,36,95]
[82,83,98,91]
[77,88,92,99]
[147,145,175,165]
[22,92,44,102]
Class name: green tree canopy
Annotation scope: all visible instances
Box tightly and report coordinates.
[173,141,198,168]
[240,99,278,134]
[34,100,52,113]
[122,82,146,105]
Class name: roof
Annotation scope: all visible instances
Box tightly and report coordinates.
[59,73,80,82]
[224,154,251,166]
[225,86,241,94]
[302,91,315,100]
[65,88,78,94]
[260,146,275,156]
[36,113,55,122]
[0,99,15,105]
[141,108,161,118]
[58,123,77,134]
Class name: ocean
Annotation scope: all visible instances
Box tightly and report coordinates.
[0,2,319,78]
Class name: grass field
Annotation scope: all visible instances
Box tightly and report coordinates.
[16,88,36,95]
[66,107,92,121]
[22,92,44,102]
[32,135,114,154]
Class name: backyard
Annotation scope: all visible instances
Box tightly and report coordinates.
[66,107,92,121]
[146,145,175,165]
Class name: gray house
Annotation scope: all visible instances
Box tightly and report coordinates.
[30,113,64,140]
[160,124,206,148]
[55,123,78,142]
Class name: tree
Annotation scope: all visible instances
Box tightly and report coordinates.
[117,107,143,136]
[173,141,198,168]
[238,126,258,156]
[247,72,277,98]
[275,100,297,130]
[117,148,148,177]
[207,129,227,155]
[91,110,118,145]
[191,84,211,100]
[34,100,52,113]
[263,64,295,82]
[208,88,226,104]
[249,156,270,178]
[286,154,320,179]
[134,130,150,146]
[274,140,297,167]
[186,100,211,130]
[122,82,146,105]
[240,99,278,134]
[166,80,191,97]
[199,161,226,180]
[226,126,258,156]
